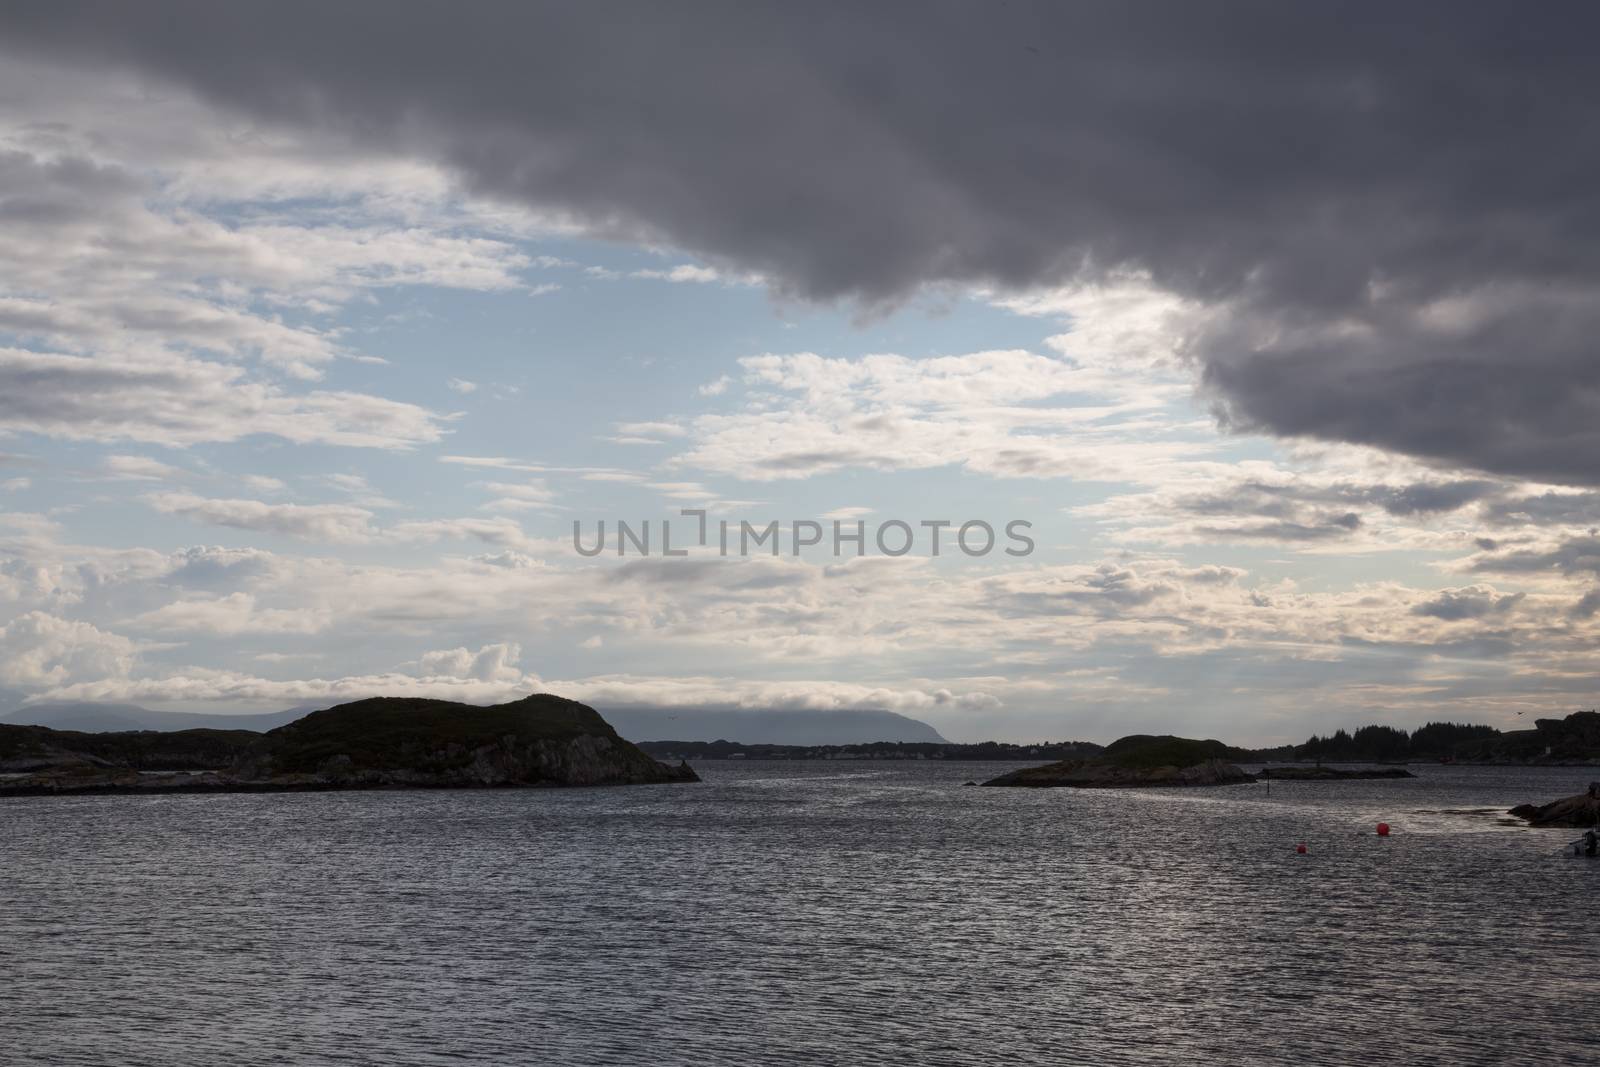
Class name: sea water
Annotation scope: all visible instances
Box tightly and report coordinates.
[2,762,1596,1065]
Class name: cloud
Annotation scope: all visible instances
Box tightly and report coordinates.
[384,517,544,551]
[1410,585,1525,621]
[474,480,556,512]
[446,378,478,394]
[0,348,445,449]
[131,592,330,635]
[630,264,721,283]
[0,145,528,380]
[646,482,715,502]
[33,662,1005,718]
[1470,534,1600,579]
[439,455,546,472]
[415,642,523,682]
[612,421,688,445]
[102,455,185,481]
[548,675,1003,714]
[697,375,732,397]
[145,491,545,550]
[147,492,376,543]
[36,667,542,708]
[9,6,1600,481]
[673,348,1206,481]
[8,517,1600,738]
[1070,452,1522,553]
[0,610,137,687]
[0,65,532,470]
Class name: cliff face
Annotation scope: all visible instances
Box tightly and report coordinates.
[0,694,698,795]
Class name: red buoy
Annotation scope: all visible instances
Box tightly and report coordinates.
[1295,842,1308,854]
[1376,822,1391,837]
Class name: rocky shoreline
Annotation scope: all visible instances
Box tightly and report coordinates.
[1509,783,1600,828]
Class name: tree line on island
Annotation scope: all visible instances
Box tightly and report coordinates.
[1264,711,1600,764]
[637,709,1600,764]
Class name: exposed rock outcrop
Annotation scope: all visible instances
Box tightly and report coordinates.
[1509,783,1600,827]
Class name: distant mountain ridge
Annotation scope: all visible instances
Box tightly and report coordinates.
[597,706,949,745]
[0,702,308,733]
[0,701,950,746]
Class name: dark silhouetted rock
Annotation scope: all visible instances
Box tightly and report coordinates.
[1509,791,1600,827]
[983,734,1256,788]
[0,695,698,796]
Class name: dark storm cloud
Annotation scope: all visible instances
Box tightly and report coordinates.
[1372,482,1501,518]
[6,2,1600,482]
[1482,491,1600,527]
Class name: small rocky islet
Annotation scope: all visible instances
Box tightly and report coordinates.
[981,734,1255,789]
[982,734,1416,789]
[0,694,698,796]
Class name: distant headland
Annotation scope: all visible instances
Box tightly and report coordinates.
[638,710,1600,767]
[0,695,698,796]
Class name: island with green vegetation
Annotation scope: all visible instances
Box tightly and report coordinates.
[633,710,1600,767]
[0,695,698,795]
[1241,711,1600,765]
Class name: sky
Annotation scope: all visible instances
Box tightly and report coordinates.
[1,3,1598,744]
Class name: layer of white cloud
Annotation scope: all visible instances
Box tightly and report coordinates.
[672,346,1208,481]
[0,348,445,449]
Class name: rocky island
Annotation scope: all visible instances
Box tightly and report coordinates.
[1508,782,1600,827]
[0,694,698,795]
[983,734,1256,788]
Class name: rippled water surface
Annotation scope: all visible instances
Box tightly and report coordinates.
[4,761,1599,1065]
